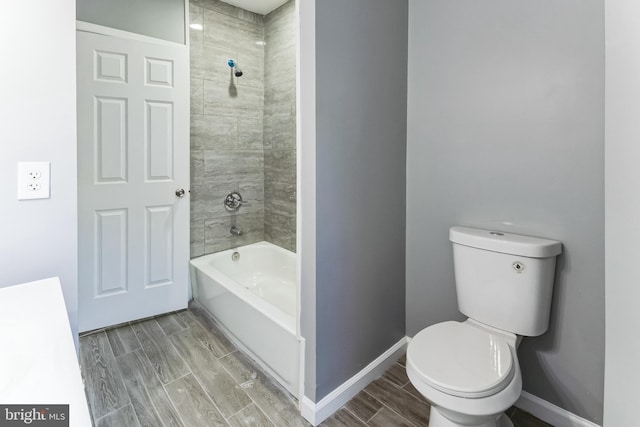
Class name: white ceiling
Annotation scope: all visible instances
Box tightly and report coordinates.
[222,0,289,15]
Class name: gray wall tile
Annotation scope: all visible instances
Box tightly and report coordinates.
[190,0,295,257]
[204,79,264,118]
[191,43,237,83]
[239,181,265,215]
[190,149,204,185]
[236,48,265,90]
[191,220,205,258]
[264,1,297,252]
[191,183,238,221]
[265,180,296,217]
[189,5,204,46]
[264,210,295,252]
[264,149,295,185]
[190,114,237,150]
[237,8,264,25]
[204,9,263,53]
[204,149,264,179]
[191,0,238,18]
[190,78,204,115]
[238,116,264,150]
[204,211,265,253]
[264,112,296,150]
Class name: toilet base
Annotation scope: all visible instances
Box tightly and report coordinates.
[429,406,514,427]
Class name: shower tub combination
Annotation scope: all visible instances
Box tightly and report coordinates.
[190,241,299,396]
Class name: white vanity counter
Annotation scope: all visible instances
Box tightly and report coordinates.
[0,277,91,426]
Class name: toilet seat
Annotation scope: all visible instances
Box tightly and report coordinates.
[408,321,515,398]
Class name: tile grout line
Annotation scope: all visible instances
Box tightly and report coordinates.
[342,406,370,426]
[116,346,181,427]
[223,401,253,421]
[188,304,239,359]
[93,404,142,427]
[216,351,280,427]
[158,326,202,427]
[362,388,420,427]
[217,351,276,424]
[159,370,192,427]
[131,320,192,398]
[101,331,134,413]
[83,333,131,426]
[187,370,230,425]
[162,316,230,424]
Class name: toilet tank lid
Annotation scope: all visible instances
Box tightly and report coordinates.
[449,226,562,258]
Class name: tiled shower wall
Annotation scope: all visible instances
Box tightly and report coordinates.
[189,0,296,257]
[189,0,266,257]
[264,1,297,252]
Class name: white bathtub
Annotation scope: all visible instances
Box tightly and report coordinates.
[190,241,299,396]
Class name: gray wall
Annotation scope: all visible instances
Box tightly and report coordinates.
[0,1,79,343]
[77,0,185,44]
[189,0,266,256]
[604,1,640,425]
[264,0,297,252]
[314,0,408,401]
[406,0,604,423]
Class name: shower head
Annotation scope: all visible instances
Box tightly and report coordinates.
[228,59,243,77]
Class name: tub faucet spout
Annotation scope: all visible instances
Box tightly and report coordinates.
[230,226,242,236]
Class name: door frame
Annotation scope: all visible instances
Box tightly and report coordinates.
[77,21,186,48]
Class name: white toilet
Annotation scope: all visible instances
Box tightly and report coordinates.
[406,226,562,427]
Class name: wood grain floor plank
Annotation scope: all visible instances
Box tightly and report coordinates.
[156,313,188,336]
[368,406,416,427]
[95,404,140,427]
[131,319,190,385]
[169,328,252,418]
[165,374,227,427]
[364,376,430,426]
[382,363,410,387]
[226,403,275,427]
[344,390,383,423]
[81,316,557,427]
[320,408,368,427]
[79,331,130,419]
[220,351,310,427]
[510,408,553,427]
[397,354,406,367]
[116,350,183,427]
[180,303,236,357]
[106,324,141,357]
[402,381,424,401]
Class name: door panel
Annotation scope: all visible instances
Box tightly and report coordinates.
[77,30,189,332]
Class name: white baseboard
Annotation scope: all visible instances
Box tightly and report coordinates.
[300,336,409,426]
[516,391,601,427]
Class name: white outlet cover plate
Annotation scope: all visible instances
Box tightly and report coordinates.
[17,162,50,200]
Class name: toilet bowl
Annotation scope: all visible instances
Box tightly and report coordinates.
[406,226,562,427]
[406,320,522,427]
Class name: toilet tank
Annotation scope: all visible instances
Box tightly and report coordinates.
[449,226,562,336]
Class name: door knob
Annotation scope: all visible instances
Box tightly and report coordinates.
[175,188,186,198]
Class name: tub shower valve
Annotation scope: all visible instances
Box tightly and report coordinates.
[224,191,245,211]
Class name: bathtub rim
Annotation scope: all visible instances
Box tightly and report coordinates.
[190,241,297,335]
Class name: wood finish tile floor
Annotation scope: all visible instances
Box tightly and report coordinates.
[79,302,552,427]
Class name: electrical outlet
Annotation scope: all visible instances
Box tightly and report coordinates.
[17,162,50,200]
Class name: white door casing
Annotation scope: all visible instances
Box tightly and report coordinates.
[77,29,189,332]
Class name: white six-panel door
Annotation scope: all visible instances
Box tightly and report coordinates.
[77,29,189,332]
